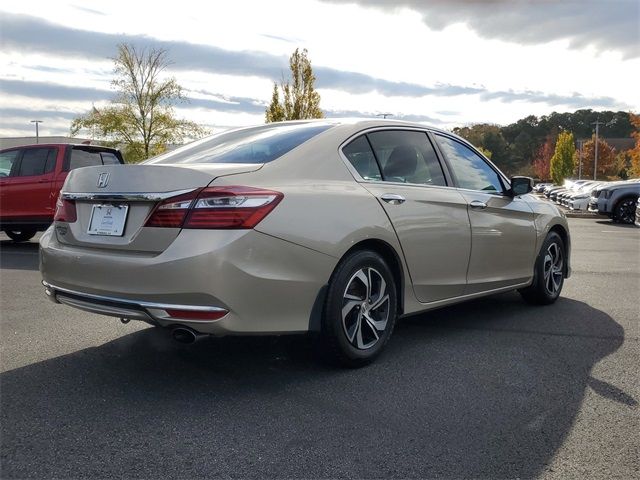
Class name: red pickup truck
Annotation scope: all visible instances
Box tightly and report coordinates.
[0,144,125,242]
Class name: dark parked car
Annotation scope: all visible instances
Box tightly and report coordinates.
[0,144,125,241]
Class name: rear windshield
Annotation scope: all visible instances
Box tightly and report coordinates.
[145,122,333,165]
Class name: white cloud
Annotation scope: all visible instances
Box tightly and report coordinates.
[0,0,637,137]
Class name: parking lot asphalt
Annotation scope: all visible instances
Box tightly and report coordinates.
[1,219,638,479]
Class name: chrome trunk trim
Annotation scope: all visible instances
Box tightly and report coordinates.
[60,189,196,202]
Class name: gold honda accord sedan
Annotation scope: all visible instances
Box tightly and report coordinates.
[40,119,570,366]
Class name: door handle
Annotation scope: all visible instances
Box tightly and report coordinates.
[469,200,487,209]
[381,193,406,205]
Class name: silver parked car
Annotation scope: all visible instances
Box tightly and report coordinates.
[588,179,640,224]
[40,120,571,366]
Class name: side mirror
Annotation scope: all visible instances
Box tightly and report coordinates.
[510,176,534,196]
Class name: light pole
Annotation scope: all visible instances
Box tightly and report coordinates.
[578,139,584,179]
[30,120,43,144]
[591,120,604,180]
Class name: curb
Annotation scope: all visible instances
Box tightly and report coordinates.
[564,212,598,219]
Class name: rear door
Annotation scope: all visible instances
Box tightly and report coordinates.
[0,146,58,220]
[342,129,471,303]
[433,133,537,293]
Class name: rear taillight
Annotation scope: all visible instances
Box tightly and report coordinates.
[144,191,196,228]
[144,186,283,229]
[54,197,77,223]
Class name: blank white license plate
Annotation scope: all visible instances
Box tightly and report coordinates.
[88,204,129,236]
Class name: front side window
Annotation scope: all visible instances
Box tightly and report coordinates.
[367,130,446,186]
[146,122,334,165]
[435,135,504,193]
[0,150,20,177]
[16,148,57,177]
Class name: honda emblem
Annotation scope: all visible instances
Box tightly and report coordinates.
[97,173,110,188]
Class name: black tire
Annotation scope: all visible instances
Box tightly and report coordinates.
[519,232,565,305]
[613,196,637,225]
[317,250,398,368]
[4,229,37,242]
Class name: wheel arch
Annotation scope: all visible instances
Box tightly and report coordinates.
[308,238,406,332]
[340,239,406,316]
[613,194,639,219]
[548,223,571,278]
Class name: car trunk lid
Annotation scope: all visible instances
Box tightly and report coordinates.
[55,163,262,253]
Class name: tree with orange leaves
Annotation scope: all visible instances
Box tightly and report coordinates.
[578,136,617,179]
[628,113,640,178]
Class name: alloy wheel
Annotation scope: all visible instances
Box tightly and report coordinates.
[543,242,564,295]
[617,199,636,224]
[341,267,390,350]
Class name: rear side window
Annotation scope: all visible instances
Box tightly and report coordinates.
[100,152,121,165]
[0,150,20,177]
[68,149,122,170]
[342,135,382,181]
[70,149,104,170]
[367,130,447,186]
[146,122,333,165]
[16,148,57,177]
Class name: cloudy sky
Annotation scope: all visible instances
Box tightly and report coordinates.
[0,0,638,138]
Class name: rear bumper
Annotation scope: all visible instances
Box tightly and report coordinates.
[39,227,336,335]
[43,281,227,325]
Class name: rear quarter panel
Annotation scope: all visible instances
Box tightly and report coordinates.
[210,128,422,314]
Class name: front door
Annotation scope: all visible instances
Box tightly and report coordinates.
[433,134,537,293]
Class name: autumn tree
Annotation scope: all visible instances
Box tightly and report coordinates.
[532,135,555,180]
[550,131,576,184]
[628,113,640,178]
[265,48,323,122]
[578,136,617,179]
[71,43,207,162]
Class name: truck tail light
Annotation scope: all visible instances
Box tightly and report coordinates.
[54,197,77,223]
[144,186,283,229]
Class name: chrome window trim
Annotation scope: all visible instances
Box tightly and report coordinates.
[337,126,454,188]
[60,189,196,202]
[42,281,226,312]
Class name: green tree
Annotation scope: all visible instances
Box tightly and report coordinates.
[550,131,576,184]
[265,48,323,122]
[477,146,492,159]
[71,43,207,162]
[452,124,508,169]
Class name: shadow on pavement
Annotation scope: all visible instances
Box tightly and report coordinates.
[594,220,638,229]
[0,240,40,271]
[0,293,628,478]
